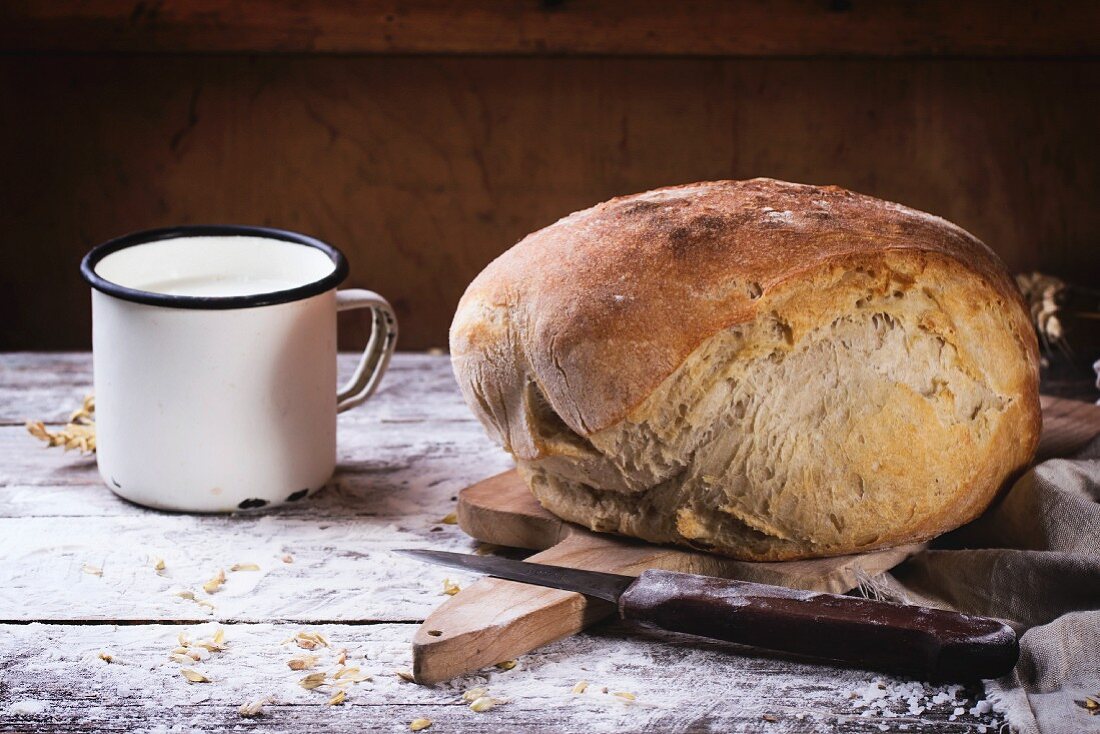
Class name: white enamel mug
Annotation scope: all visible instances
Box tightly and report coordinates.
[80,225,398,512]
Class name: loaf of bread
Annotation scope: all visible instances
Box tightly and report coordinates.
[450,179,1041,560]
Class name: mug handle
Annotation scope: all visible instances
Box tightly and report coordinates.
[335,289,399,413]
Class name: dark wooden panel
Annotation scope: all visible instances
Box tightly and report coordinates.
[1,0,1099,56]
[1,56,1097,350]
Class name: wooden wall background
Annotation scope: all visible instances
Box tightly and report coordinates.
[1,2,1098,351]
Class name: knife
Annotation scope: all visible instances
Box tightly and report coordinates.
[395,548,1018,681]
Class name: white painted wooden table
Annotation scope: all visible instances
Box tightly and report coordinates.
[0,353,1008,733]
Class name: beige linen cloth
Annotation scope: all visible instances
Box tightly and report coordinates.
[870,434,1100,733]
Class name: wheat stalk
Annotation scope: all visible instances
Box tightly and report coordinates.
[26,394,96,453]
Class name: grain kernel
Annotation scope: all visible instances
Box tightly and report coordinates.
[290,631,329,650]
[202,568,226,594]
[299,672,327,690]
[239,699,265,717]
[410,718,432,731]
[287,654,319,670]
[462,688,488,702]
[469,696,497,712]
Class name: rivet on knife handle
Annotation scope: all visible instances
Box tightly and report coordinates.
[618,569,1019,681]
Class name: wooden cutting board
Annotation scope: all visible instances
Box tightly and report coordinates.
[411,473,923,683]
[412,395,1100,684]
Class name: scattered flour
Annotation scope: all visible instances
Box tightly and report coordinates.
[7,699,48,715]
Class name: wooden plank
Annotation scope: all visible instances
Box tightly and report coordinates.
[0,356,509,521]
[0,622,1003,733]
[0,513,489,622]
[0,0,1097,56]
[0,356,509,621]
[0,419,516,621]
[2,353,473,426]
[2,57,1099,351]
[0,418,511,517]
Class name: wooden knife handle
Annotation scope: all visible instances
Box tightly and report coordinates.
[618,569,1018,681]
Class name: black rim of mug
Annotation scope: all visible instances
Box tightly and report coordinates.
[80,224,350,310]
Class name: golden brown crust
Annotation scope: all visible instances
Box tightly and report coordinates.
[450,178,1041,560]
[452,179,1030,457]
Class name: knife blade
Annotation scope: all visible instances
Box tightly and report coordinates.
[395,548,1019,681]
